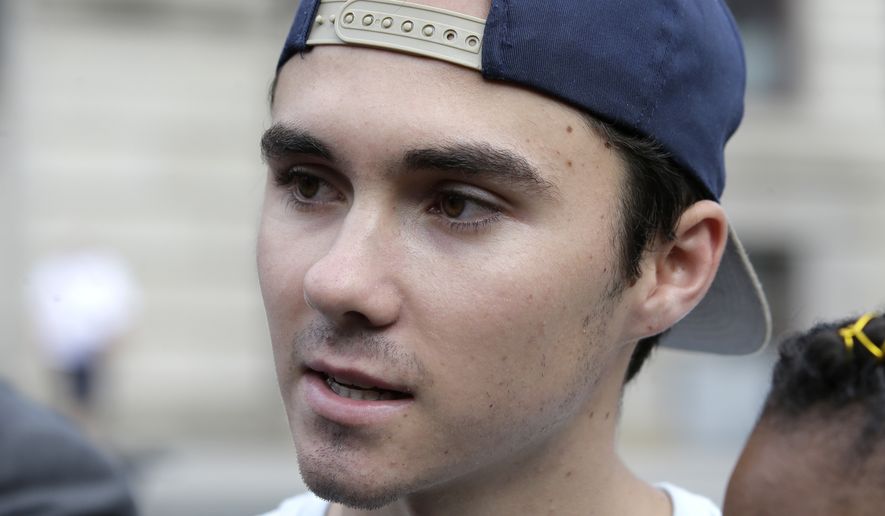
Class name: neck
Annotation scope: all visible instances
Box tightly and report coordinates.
[337,351,671,516]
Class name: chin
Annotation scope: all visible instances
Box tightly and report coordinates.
[289,417,445,510]
[298,456,403,510]
[293,430,417,511]
[304,472,400,510]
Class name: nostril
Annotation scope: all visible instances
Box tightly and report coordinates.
[342,310,374,327]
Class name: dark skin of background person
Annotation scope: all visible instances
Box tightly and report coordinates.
[725,314,885,516]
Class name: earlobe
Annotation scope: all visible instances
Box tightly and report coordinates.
[629,201,728,340]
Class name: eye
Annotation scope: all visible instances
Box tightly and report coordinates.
[430,190,503,233]
[274,168,344,210]
[440,194,467,218]
[293,174,321,199]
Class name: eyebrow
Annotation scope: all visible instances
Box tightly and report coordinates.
[260,123,333,162]
[401,143,558,198]
[260,124,558,198]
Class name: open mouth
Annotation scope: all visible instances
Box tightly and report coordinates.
[323,373,411,402]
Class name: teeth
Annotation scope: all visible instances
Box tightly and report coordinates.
[329,375,373,389]
[326,376,397,401]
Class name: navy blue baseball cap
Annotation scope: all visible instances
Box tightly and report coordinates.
[276,0,771,354]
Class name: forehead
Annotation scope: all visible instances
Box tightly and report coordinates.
[273,45,585,133]
[272,45,620,195]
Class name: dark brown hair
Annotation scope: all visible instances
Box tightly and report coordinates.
[584,117,711,383]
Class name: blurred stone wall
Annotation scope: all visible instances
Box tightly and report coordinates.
[1,0,24,383]
[5,0,295,443]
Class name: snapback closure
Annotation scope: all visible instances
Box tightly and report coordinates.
[306,0,486,70]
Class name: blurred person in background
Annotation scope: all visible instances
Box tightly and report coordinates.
[725,312,885,516]
[257,0,770,515]
[0,378,137,515]
[26,248,140,435]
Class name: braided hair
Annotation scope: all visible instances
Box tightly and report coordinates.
[761,312,885,455]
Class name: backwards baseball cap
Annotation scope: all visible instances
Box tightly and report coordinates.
[276,0,771,355]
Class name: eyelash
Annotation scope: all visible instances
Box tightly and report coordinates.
[445,216,502,233]
[427,191,503,234]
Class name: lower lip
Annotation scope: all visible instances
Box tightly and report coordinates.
[300,370,413,426]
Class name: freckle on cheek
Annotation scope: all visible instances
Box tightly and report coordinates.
[566,125,573,133]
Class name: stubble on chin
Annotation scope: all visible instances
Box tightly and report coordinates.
[294,424,404,511]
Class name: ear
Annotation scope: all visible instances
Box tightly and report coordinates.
[627,200,728,340]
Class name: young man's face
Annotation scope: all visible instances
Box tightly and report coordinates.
[257,45,641,508]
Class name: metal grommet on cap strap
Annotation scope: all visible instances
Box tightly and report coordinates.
[306,0,486,71]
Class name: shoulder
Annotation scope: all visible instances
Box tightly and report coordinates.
[0,381,116,477]
[0,380,136,516]
[656,482,721,516]
[258,491,330,516]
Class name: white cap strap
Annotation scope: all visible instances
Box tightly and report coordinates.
[306,0,486,70]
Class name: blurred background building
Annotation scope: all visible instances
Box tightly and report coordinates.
[1,0,883,514]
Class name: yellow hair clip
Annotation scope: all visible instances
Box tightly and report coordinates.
[839,312,884,360]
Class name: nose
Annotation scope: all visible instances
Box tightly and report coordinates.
[302,206,403,329]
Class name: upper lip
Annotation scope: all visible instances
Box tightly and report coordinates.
[305,359,413,395]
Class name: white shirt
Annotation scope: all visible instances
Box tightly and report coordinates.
[658,482,721,516]
[259,483,721,516]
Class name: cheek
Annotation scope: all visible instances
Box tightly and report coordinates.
[410,244,616,424]
[257,222,297,316]
[414,236,614,367]
[401,298,611,479]
[256,215,314,366]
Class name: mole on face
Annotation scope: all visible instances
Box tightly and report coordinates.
[566,125,573,134]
